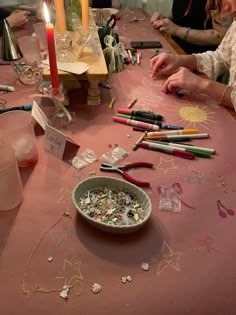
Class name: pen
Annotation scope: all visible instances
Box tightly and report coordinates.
[144,133,209,141]
[138,142,195,159]
[0,84,15,92]
[116,113,162,126]
[146,129,200,137]
[0,104,32,113]
[142,141,212,158]
[113,116,160,131]
[117,108,164,121]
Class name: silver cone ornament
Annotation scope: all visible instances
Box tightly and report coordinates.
[1,19,23,61]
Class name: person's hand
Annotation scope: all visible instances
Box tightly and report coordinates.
[161,67,207,95]
[150,11,164,25]
[152,18,178,36]
[6,10,30,29]
[150,52,183,78]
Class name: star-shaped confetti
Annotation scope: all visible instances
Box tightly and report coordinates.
[155,157,177,174]
[152,240,183,276]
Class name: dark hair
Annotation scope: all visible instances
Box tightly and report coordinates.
[205,0,222,28]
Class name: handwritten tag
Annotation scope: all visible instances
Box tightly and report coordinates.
[44,124,67,160]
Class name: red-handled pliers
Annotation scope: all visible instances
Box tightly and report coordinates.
[100,162,154,187]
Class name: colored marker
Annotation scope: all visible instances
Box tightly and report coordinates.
[116,113,162,126]
[0,104,32,113]
[144,133,209,141]
[146,129,200,137]
[113,116,160,131]
[133,131,147,151]
[138,142,195,159]
[142,141,212,158]
[152,141,215,154]
[117,108,164,121]
[161,124,184,130]
[0,84,15,92]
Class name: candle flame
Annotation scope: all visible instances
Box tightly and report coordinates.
[43,2,50,24]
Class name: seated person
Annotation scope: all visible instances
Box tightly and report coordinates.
[149,0,236,111]
[0,8,30,35]
[150,0,232,54]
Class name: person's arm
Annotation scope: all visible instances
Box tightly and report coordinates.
[175,26,226,47]
[154,12,232,47]
[150,52,198,78]
[162,68,235,110]
[175,13,232,47]
[201,80,233,109]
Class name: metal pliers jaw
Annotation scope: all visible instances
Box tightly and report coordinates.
[100,162,154,187]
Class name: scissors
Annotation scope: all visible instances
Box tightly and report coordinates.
[100,162,154,187]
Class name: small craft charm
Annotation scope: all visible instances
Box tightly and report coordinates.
[91,283,102,294]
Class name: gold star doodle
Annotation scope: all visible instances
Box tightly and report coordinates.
[56,259,83,295]
[155,157,177,174]
[152,240,183,276]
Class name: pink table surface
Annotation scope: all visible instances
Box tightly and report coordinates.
[0,9,236,315]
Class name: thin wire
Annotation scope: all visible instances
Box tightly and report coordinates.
[21,212,82,299]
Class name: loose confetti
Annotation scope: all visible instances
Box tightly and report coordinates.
[141,262,149,271]
[76,187,146,226]
[91,283,102,294]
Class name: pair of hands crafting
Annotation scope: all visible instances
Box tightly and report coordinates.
[150,53,206,96]
[6,10,30,30]
[150,11,178,36]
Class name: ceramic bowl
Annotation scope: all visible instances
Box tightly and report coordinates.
[72,176,152,234]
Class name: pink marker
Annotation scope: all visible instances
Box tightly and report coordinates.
[138,142,195,159]
[113,116,159,131]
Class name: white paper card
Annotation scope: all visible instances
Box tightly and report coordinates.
[44,124,67,160]
[31,100,48,130]
[42,60,90,75]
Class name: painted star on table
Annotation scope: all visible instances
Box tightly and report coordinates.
[155,157,177,174]
[52,227,76,247]
[56,259,83,295]
[152,240,183,276]
[57,188,72,204]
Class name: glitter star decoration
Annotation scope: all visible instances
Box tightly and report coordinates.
[152,240,183,276]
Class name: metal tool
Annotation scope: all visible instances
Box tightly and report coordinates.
[100,162,153,187]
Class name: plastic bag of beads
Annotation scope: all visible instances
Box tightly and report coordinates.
[100,146,128,164]
[158,185,181,213]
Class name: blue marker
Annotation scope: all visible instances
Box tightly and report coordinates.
[0,104,32,113]
[161,124,184,130]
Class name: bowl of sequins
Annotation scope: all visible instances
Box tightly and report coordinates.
[72,176,152,234]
